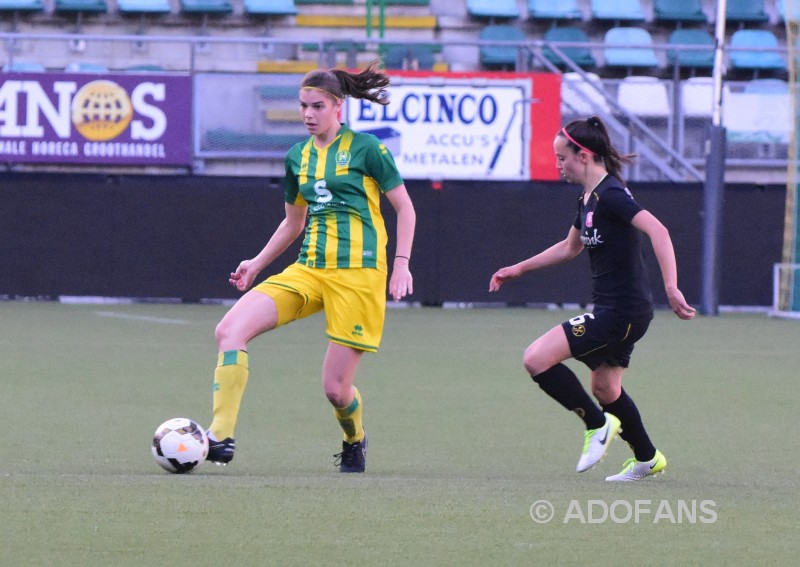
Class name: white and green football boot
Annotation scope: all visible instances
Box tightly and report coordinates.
[606,450,667,482]
[576,412,621,472]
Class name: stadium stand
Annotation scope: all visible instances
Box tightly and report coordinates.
[0,0,794,182]
[603,26,659,72]
[726,0,769,25]
[667,28,715,73]
[479,23,526,70]
[653,0,707,25]
[467,0,520,20]
[729,29,786,76]
[542,26,596,69]
[527,0,582,22]
[590,0,645,23]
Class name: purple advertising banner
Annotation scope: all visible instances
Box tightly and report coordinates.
[0,73,192,166]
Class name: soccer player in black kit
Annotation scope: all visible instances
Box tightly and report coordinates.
[490,116,695,481]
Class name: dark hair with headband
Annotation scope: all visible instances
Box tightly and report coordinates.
[301,60,390,106]
[558,116,634,184]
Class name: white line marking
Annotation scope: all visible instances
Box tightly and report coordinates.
[94,311,190,325]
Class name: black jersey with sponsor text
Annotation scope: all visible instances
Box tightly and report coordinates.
[572,175,653,316]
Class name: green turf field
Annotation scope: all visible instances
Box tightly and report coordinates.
[1,302,797,566]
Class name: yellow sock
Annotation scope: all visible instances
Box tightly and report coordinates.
[333,386,365,444]
[209,350,249,441]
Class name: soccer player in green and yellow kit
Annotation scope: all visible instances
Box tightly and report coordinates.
[205,62,416,473]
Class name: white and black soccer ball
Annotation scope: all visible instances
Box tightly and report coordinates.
[152,417,209,474]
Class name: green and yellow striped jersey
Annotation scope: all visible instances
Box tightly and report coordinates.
[284,123,404,270]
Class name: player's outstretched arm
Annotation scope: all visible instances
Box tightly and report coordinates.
[490,227,583,292]
[385,184,416,302]
[631,210,696,320]
[229,203,307,292]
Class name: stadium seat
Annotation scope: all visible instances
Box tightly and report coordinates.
[724,87,791,143]
[680,76,714,118]
[726,0,769,24]
[203,128,305,153]
[616,76,670,118]
[479,24,526,69]
[729,29,786,74]
[590,0,645,22]
[124,63,166,71]
[653,0,707,24]
[743,78,790,94]
[383,45,409,69]
[243,0,296,15]
[64,61,108,72]
[667,28,715,71]
[0,0,43,13]
[467,0,519,20]
[2,60,46,71]
[528,0,581,21]
[561,72,611,116]
[542,27,595,69]
[54,0,107,13]
[179,0,232,15]
[383,44,436,70]
[603,27,659,70]
[303,40,366,52]
[117,0,170,14]
[295,12,435,29]
[779,0,800,22]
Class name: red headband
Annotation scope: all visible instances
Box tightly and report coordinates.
[560,128,595,155]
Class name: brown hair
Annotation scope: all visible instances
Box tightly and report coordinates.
[301,60,390,106]
[558,116,635,184]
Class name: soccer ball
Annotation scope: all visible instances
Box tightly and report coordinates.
[151,417,209,474]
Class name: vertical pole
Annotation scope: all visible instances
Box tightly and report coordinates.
[379,0,386,40]
[701,0,728,315]
[366,0,373,39]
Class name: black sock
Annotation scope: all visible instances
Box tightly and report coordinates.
[601,388,657,462]
[532,363,605,430]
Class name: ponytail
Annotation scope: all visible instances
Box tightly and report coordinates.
[559,116,635,184]
[301,60,390,106]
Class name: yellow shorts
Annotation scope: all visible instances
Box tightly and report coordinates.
[253,263,387,353]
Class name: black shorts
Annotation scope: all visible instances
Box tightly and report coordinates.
[561,309,653,370]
